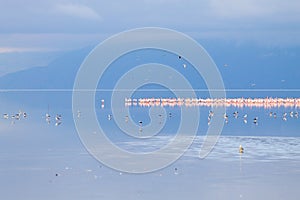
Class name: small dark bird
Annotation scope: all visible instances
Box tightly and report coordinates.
[253,117,258,125]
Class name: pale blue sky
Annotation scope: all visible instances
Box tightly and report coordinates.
[1,0,300,75]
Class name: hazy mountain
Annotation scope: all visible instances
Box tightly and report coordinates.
[0,47,93,89]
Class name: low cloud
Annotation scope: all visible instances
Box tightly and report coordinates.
[0,47,55,53]
[208,0,300,20]
[55,3,102,21]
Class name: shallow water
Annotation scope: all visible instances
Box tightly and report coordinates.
[0,90,300,199]
[1,131,299,200]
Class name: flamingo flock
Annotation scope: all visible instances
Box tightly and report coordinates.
[125,97,300,108]
[124,97,300,126]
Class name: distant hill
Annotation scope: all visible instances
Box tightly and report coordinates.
[0,47,93,89]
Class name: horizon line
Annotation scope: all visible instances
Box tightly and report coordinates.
[0,89,300,92]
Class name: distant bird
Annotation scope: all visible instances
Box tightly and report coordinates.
[243,114,248,124]
[55,114,62,126]
[55,121,62,126]
[283,112,287,121]
[224,113,229,124]
[15,113,20,120]
[233,111,239,119]
[174,167,178,175]
[269,112,273,117]
[138,121,143,133]
[208,111,214,125]
[209,110,214,118]
[282,117,287,121]
[158,114,163,124]
[46,113,51,124]
[77,110,81,118]
[253,117,258,125]
[101,99,105,109]
[239,145,244,153]
[295,112,299,119]
[3,113,9,119]
[55,114,61,121]
[207,116,211,126]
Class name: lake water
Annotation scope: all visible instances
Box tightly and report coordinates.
[0,91,300,199]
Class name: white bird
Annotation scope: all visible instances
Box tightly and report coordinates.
[55,114,62,126]
[208,116,211,126]
[269,112,273,117]
[209,110,214,118]
[101,99,105,109]
[55,121,62,126]
[3,114,9,119]
[253,117,258,125]
[233,111,239,119]
[46,113,51,124]
[243,114,248,124]
[15,113,20,120]
[283,112,287,121]
[224,113,229,124]
[55,114,61,121]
